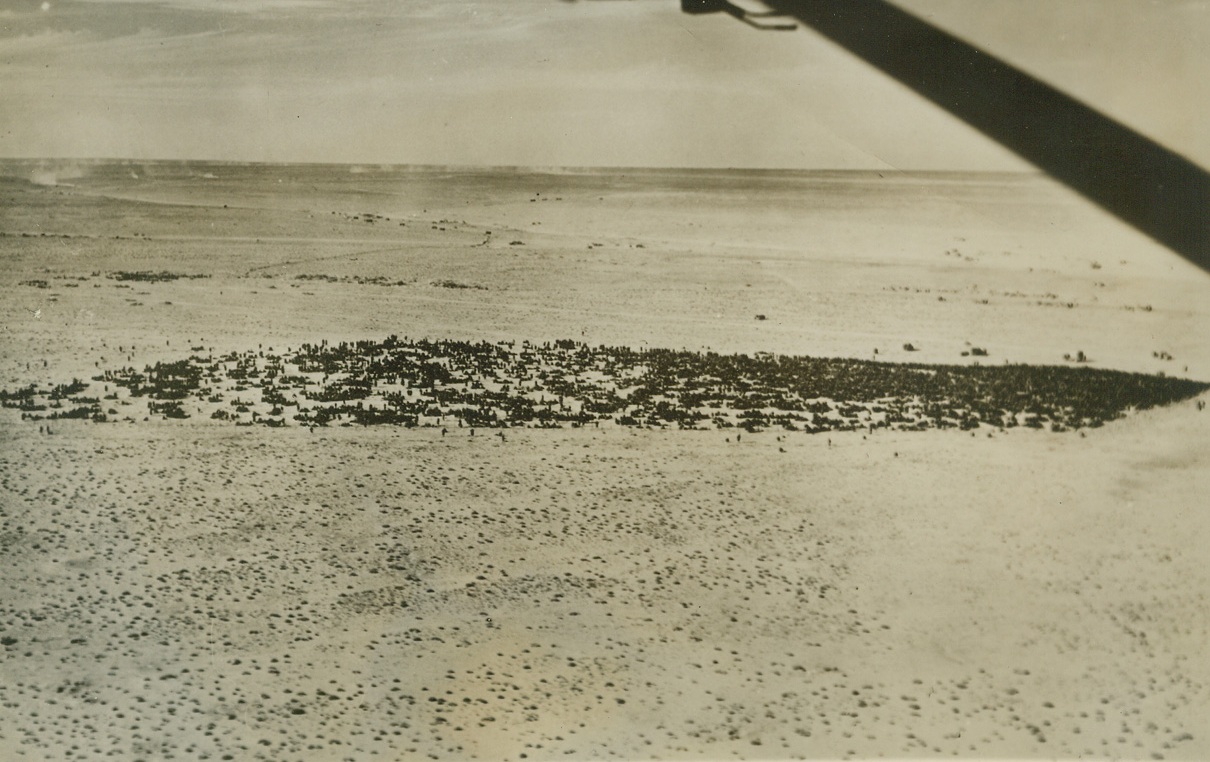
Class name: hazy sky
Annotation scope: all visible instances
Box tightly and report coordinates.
[1,0,1206,169]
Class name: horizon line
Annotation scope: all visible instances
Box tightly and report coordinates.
[0,156,1045,177]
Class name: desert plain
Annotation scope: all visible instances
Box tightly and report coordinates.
[1,161,1208,761]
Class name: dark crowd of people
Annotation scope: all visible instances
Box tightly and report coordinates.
[3,335,1207,434]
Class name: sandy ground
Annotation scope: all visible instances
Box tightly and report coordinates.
[1,163,1208,760]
